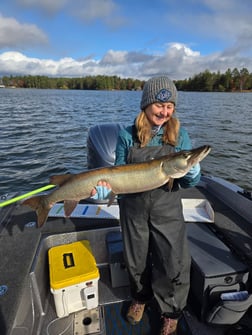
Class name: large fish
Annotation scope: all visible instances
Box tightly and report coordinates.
[23,145,211,227]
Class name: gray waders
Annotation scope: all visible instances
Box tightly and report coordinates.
[119,144,191,318]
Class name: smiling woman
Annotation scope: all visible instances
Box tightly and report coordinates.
[111,75,205,335]
[144,102,175,126]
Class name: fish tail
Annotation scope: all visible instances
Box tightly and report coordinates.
[22,195,50,228]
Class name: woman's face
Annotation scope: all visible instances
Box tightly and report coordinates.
[144,102,175,126]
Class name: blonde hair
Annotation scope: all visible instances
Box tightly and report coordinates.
[135,111,180,147]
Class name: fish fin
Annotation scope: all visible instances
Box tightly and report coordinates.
[107,192,116,207]
[167,178,174,191]
[50,174,73,186]
[22,195,50,228]
[64,200,78,217]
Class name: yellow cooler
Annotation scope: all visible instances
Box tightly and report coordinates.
[48,240,100,318]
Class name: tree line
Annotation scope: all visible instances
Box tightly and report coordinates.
[1,68,252,92]
[175,68,252,92]
[0,75,144,91]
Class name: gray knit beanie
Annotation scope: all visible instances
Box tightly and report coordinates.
[140,76,178,110]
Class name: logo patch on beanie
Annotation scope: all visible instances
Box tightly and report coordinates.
[156,89,172,102]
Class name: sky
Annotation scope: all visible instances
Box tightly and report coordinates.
[0,0,252,80]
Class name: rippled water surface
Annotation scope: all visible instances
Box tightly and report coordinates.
[0,88,251,195]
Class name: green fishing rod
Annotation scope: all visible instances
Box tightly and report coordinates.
[0,184,55,208]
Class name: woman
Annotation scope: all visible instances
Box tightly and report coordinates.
[92,76,200,335]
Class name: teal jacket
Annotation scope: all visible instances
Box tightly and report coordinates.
[115,125,201,188]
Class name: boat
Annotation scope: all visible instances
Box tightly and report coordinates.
[0,123,251,335]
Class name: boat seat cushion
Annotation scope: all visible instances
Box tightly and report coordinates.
[206,294,252,325]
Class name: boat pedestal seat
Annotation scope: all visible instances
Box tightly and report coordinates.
[187,222,250,325]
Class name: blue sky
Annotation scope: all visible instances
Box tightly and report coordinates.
[0,0,252,80]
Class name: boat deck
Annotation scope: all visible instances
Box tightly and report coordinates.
[0,180,251,335]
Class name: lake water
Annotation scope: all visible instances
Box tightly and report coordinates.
[0,88,251,195]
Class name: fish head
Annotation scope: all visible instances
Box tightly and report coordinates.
[162,145,211,178]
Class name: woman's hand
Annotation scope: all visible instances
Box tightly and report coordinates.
[187,163,200,178]
[90,181,112,200]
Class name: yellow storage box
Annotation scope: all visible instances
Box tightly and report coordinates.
[48,240,100,318]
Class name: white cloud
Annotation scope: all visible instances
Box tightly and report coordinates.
[100,50,153,66]
[101,50,128,65]
[166,43,200,57]
[1,44,252,80]
[165,0,252,54]
[0,13,48,48]
[1,1,252,80]
[0,51,98,76]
